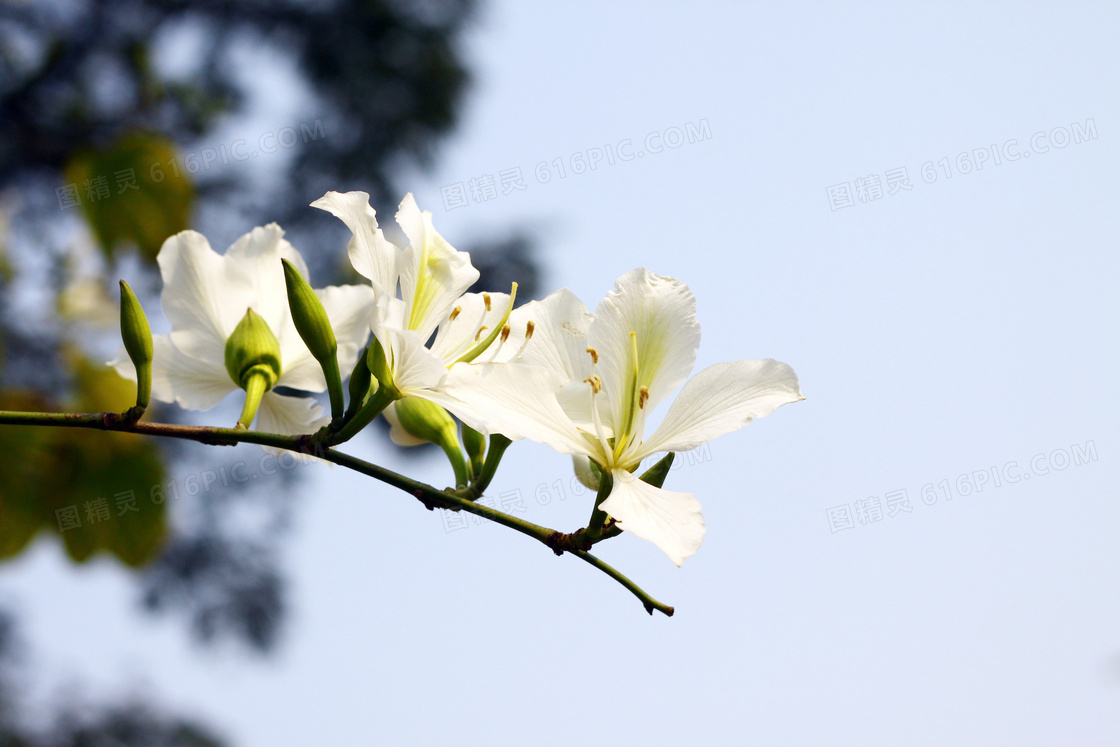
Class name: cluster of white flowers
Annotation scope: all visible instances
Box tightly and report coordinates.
[112,192,802,565]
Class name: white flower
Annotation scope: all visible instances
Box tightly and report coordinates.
[111,223,376,435]
[436,268,803,565]
[312,191,517,441]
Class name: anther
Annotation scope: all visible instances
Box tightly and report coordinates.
[525,320,535,340]
[474,325,489,341]
[449,306,462,322]
[638,385,650,409]
[586,347,599,364]
[483,294,492,312]
[583,374,602,394]
[499,325,511,343]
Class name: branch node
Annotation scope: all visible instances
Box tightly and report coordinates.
[545,529,593,556]
[414,489,437,511]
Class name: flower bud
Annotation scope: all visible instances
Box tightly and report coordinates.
[224,308,282,391]
[282,259,337,364]
[118,280,153,409]
[394,397,470,487]
[394,397,458,449]
[396,400,470,488]
[345,343,372,413]
[461,423,486,477]
[366,336,398,398]
[281,259,344,417]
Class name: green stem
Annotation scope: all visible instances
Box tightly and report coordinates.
[135,361,152,411]
[322,355,345,420]
[584,470,614,541]
[468,434,512,497]
[236,372,269,429]
[330,384,397,444]
[0,408,674,617]
[440,441,471,489]
[571,551,674,616]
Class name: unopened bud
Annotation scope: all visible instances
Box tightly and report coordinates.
[395,397,457,447]
[395,397,470,487]
[366,336,398,398]
[461,423,487,476]
[282,259,337,364]
[282,259,344,418]
[118,280,153,409]
[346,343,372,412]
[225,308,282,391]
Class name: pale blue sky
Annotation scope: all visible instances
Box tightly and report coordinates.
[3,2,1119,744]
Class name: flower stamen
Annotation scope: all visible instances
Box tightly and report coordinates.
[585,349,613,462]
[483,324,514,363]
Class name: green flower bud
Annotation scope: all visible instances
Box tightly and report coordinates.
[394,397,456,449]
[344,343,373,418]
[118,280,153,409]
[225,308,282,390]
[366,336,398,398]
[395,397,470,487]
[461,423,486,477]
[282,259,337,363]
[281,259,343,417]
[225,308,282,429]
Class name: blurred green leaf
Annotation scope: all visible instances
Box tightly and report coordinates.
[0,354,168,567]
[65,133,193,261]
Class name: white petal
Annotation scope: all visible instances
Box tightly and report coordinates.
[317,284,377,364]
[599,468,705,566]
[396,193,479,340]
[505,288,594,379]
[587,268,700,434]
[109,345,135,382]
[256,392,331,463]
[430,363,592,457]
[256,391,329,435]
[428,291,512,364]
[148,334,235,410]
[224,223,306,338]
[277,353,326,393]
[383,326,449,394]
[382,401,429,447]
[641,359,803,455]
[156,230,243,352]
[311,191,400,293]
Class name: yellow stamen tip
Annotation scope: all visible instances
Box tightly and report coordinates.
[474,325,489,341]
[525,320,535,340]
[586,347,599,364]
[483,294,492,312]
[500,324,511,343]
[449,306,462,322]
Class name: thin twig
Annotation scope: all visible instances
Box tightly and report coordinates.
[0,408,674,616]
